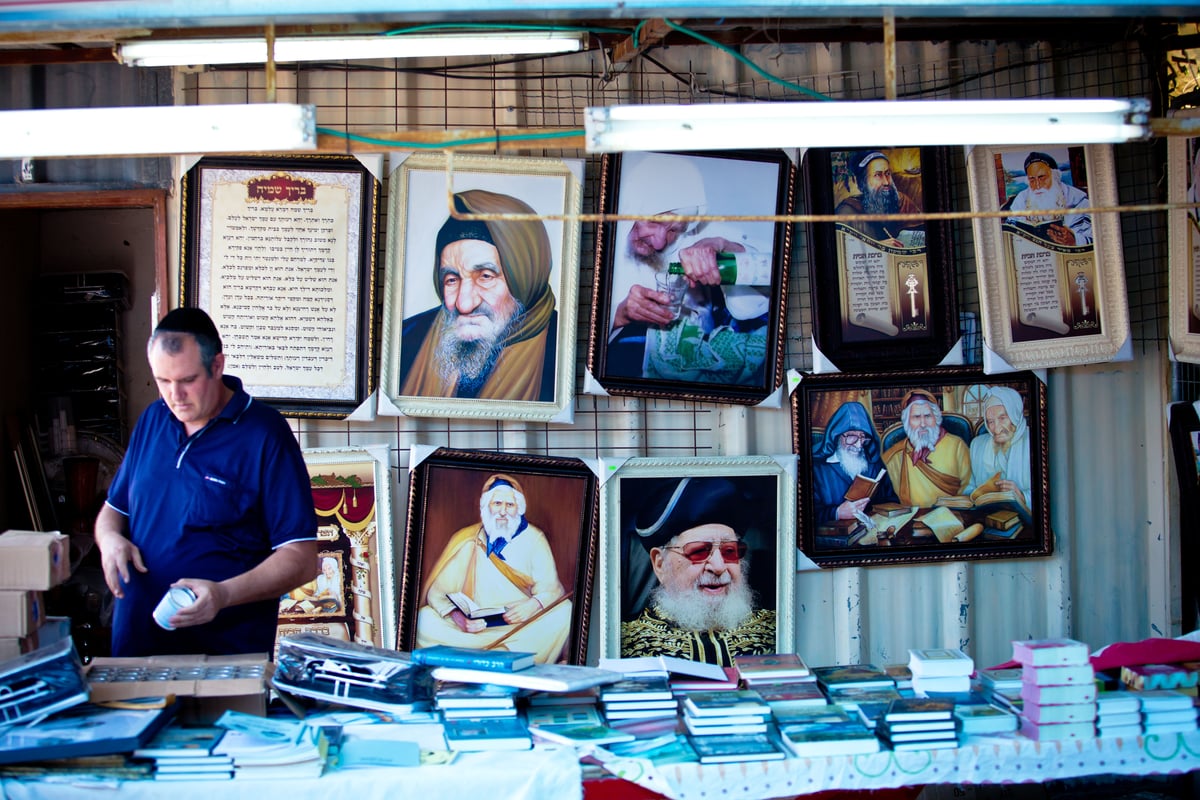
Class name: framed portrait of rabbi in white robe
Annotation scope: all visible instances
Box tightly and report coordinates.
[967,144,1129,372]
[379,153,583,422]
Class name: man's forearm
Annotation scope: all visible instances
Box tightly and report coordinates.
[218,540,319,607]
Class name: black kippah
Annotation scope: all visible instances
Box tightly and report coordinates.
[156,307,222,352]
[1023,151,1057,172]
[435,194,495,260]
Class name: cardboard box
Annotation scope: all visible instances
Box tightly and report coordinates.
[85,653,272,724]
[0,615,70,660]
[0,590,44,637]
[0,531,70,590]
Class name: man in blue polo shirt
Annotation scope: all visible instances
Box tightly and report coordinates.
[94,308,318,657]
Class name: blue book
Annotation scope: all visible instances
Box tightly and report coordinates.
[442,716,533,751]
[413,645,537,672]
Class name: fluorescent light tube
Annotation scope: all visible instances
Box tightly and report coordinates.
[0,103,317,158]
[584,99,1151,152]
[117,32,584,67]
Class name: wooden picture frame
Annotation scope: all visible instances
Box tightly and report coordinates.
[966,144,1129,372]
[277,445,396,652]
[792,367,1051,568]
[586,150,795,405]
[397,447,599,665]
[1167,110,1200,363]
[802,146,959,370]
[180,154,380,418]
[1167,401,1200,633]
[597,456,796,662]
[378,153,582,421]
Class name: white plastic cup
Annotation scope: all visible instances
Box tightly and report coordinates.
[153,586,197,630]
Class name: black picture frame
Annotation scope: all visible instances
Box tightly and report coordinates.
[802,146,958,371]
[792,367,1051,568]
[180,154,380,418]
[398,448,599,665]
[586,150,795,405]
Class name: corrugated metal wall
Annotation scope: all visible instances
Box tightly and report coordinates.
[161,36,1176,668]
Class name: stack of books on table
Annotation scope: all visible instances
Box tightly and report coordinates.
[435,682,521,720]
[598,655,734,694]
[1094,691,1142,738]
[908,647,974,697]
[978,667,1025,713]
[1012,638,1097,742]
[599,677,679,723]
[680,689,772,737]
[526,704,635,748]
[212,713,328,779]
[813,664,900,730]
[875,698,959,751]
[775,703,882,757]
[1119,662,1200,693]
[953,699,1019,736]
[443,716,533,752]
[884,664,914,694]
[1137,690,1199,736]
[733,653,814,686]
[133,724,233,782]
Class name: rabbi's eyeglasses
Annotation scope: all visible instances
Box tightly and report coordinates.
[662,541,747,564]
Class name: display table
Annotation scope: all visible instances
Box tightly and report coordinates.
[616,731,1200,800]
[0,746,583,800]
[2,732,1198,800]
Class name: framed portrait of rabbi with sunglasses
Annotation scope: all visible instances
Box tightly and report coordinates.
[597,456,796,665]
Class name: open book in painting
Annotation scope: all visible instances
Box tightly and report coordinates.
[935,472,1016,510]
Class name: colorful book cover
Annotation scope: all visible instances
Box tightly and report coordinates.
[682,689,770,717]
[529,723,635,746]
[756,681,828,708]
[812,663,894,689]
[133,725,225,759]
[442,717,532,751]
[733,653,811,681]
[1120,663,1200,691]
[687,732,788,763]
[883,697,955,722]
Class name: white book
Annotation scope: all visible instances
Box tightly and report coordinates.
[430,663,623,693]
[907,648,974,678]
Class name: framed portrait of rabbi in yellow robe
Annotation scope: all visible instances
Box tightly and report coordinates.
[378,153,583,422]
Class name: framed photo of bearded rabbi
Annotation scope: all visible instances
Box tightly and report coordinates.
[397,447,599,665]
[180,154,380,418]
[378,153,583,421]
[966,144,1129,372]
[792,367,1051,568]
[597,456,796,664]
[802,146,959,371]
[585,150,795,406]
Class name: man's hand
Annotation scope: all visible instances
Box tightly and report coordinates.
[502,597,543,625]
[164,578,229,628]
[449,608,486,633]
[676,238,745,286]
[835,497,870,521]
[94,506,146,599]
[994,478,1027,507]
[1045,223,1077,246]
[613,284,679,328]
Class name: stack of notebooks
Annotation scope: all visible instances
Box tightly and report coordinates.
[908,648,974,697]
[775,703,881,757]
[133,724,233,782]
[681,689,772,737]
[875,698,959,751]
[813,664,900,730]
[435,682,521,720]
[1137,690,1199,736]
[1094,691,1142,738]
[599,677,679,724]
[1013,638,1097,741]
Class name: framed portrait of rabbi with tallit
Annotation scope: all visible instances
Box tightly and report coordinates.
[379,153,583,422]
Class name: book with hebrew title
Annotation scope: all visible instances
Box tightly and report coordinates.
[413,644,535,673]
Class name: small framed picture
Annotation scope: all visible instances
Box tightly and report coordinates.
[792,368,1051,568]
[966,144,1129,371]
[180,154,380,418]
[802,146,959,370]
[397,448,599,665]
[597,456,796,664]
[1167,109,1200,363]
[378,153,582,421]
[586,150,795,405]
[276,445,396,651]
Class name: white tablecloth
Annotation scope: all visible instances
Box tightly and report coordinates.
[602,731,1200,800]
[0,746,582,800]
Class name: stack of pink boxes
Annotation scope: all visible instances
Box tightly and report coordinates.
[1013,637,1097,741]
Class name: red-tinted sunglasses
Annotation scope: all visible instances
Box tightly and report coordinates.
[662,540,747,564]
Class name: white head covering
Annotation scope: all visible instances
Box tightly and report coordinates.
[982,385,1027,442]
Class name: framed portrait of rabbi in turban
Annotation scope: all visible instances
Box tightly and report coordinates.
[597,456,796,665]
[967,143,1129,372]
[379,153,583,421]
